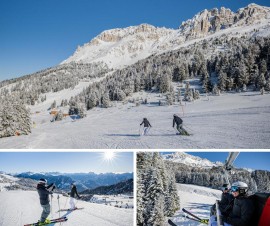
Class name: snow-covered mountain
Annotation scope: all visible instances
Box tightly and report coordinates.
[62,3,270,69]
[163,152,223,168]
[0,173,37,192]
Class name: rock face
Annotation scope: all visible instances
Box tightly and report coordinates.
[62,24,174,68]
[62,4,270,69]
[179,3,270,39]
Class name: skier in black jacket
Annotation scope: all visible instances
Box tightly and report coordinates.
[68,183,81,210]
[221,181,254,226]
[140,118,152,136]
[210,184,234,216]
[173,114,189,135]
[37,178,55,224]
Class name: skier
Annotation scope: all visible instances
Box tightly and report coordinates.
[37,178,55,224]
[221,181,255,226]
[140,118,152,136]
[209,181,254,226]
[68,183,81,210]
[210,184,234,216]
[173,114,189,135]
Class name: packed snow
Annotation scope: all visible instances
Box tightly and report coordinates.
[169,183,222,226]
[1,89,270,149]
[0,190,133,226]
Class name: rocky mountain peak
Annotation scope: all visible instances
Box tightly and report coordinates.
[179,3,270,40]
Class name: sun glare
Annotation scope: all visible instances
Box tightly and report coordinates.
[104,152,116,161]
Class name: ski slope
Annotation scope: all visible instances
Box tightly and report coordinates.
[0,90,269,149]
[169,184,222,226]
[0,190,133,226]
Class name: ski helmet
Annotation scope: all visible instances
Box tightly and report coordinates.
[39,178,47,184]
[221,183,230,191]
[231,181,248,195]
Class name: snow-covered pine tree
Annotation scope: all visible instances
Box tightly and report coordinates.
[77,104,87,118]
[192,89,200,100]
[212,84,220,96]
[51,100,56,109]
[145,168,165,226]
[55,110,63,121]
[183,82,193,101]
[0,98,31,138]
[137,172,145,226]
[102,92,111,108]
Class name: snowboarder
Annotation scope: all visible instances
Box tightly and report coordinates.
[173,114,189,135]
[210,184,234,216]
[140,118,152,136]
[37,178,55,224]
[221,181,255,226]
[68,183,81,210]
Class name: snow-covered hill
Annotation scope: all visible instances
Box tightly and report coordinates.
[169,183,221,226]
[0,190,133,226]
[1,90,269,149]
[163,152,222,168]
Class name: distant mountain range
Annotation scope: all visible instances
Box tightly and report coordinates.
[80,178,133,201]
[15,172,133,192]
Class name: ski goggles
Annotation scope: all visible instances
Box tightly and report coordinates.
[231,186,239,192]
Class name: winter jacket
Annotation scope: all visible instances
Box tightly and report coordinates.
[173,115,183,127]
[225,195,254,226]
[219,192,234,216]
[140,119,151,127]
[37,183,54,205]
[69,186,80,198]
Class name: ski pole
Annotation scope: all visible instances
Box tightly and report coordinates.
[57,195,61,219]
[183,124,194,132]
[50,194,53,218]
[139,125,141,136]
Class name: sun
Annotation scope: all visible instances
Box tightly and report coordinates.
[103,152,116,161]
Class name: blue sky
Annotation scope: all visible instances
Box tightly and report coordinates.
[186,152,270,171]
[1,0,269,81]
[0,152,133,173]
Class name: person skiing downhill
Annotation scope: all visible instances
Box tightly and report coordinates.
[140,118,152,136]
[37,178,55,224]
[173,114,189,135]
[68,183,81,210]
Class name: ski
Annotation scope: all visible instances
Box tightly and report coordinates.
[56,207,84,212]
[24,217,67,226]
[182,208,204,221]
[183,215,209,225]
[168,219,177,226]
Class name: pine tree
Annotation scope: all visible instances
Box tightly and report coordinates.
[51,100,56,109]
[102,92,111,108]
[55,110,63,121]
[0,98,31,138]
[212,84,220,96]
